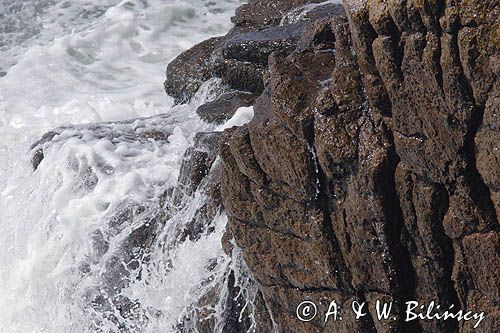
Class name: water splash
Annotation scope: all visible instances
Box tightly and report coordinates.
[0,0,258,331]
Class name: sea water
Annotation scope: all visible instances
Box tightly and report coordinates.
[0,0,256,332]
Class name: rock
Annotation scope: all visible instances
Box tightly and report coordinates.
[31,148,45,171]
[396,164,460,333]
[30,116,172,170]
[31,131,58,170]
[214,58,267,95]
[196,91,257,124]
[176,131,222,196]
[29,119,183,329]
[158,0,500,331]
[164,1,344,103]
[223,22,308,64]
[231,0,319,31]
[281,2,346,25]
[218,0,499,332]
[164,37,223,104]
[172,131,224,242]
[476,84,500,218]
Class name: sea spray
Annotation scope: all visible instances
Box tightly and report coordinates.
[0,0,252,331]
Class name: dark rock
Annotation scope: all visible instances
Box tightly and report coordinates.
[231,0,319,31]
[196,91,257,124]
[30,131,58,170]
[158,0,500,331]
[396,164,460,333]
[163,1,344,104]
[164,37,223,104]
[176,131,222,197]
[172,131,225,243]
[223,22,308,64]
[214,58,266,94]
[476,85,500,218]
[281,2,346,25]
[218,1,500,332]
[31,148,44,171]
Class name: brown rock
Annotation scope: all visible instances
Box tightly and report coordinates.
[196,91,257,124]
[164,37,223,104]
[160,0,500,332]
[223,22,308,64]
[231,0,320,31]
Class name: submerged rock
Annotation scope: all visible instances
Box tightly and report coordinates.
[30,115,173,170]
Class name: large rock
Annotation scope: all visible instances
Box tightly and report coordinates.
[218,0,499,332]
[163,1,346,106]
[159,0,499,331]
[196,91,257,124]
[164,37,223,104]
[222,22,308,64]
[231,0,320,31]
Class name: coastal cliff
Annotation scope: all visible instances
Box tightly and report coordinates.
[165,0,499,332]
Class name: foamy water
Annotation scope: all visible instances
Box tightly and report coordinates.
[0,0,257,331]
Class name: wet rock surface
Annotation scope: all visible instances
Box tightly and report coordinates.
[196,91,257,124]
[230,0,323,31]
[30,116,182,328]
[42,0,497,331]
[162,0,500,332]
[30,115,173,171]
[164,37,223,104]
[164,0,346,115]
[222,22,309,64]
[31,0,499,331]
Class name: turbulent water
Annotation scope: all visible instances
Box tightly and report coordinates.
[0,0,257,332]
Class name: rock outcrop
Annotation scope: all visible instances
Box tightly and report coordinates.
[196,91,257,124]
[164,0,345,120]
[164,0,499,332]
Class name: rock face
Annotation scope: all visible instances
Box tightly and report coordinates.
[164,0,499,332]
[164,37,223,104]
[196,91,257,124]
[164,0,345,116]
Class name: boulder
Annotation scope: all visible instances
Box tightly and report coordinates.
[164,1,345,103]
[219,1,500,332]
[214,58,267,95]
[159,0,500,332]
[164,37,223,104]
[196,91,257,124]
[223,22,308,64]
[231,0,320,31]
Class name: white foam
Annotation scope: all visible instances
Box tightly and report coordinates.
[216,106,255,131]
[0,0,250,331]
